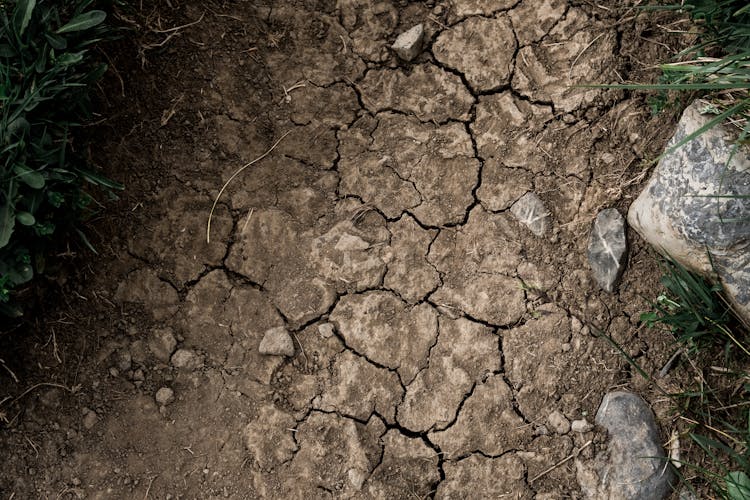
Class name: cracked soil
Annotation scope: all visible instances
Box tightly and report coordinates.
[0,1,691,498]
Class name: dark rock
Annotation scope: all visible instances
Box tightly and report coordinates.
[577,391,674,499]
[587,208,627,292]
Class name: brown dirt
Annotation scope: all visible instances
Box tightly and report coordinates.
[0,1,696,498]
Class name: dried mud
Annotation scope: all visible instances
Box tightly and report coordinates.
[1,1,690,498]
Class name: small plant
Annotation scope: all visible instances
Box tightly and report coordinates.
[640,257,749,355]
[636,255,750,498]
[590,1,750,155]
[0,0,122,316]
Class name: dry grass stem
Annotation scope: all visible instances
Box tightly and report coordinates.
[206,130,292,243]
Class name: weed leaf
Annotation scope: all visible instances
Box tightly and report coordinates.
[76,167,123,190]
[13,0,37,36]
[15,211,35,226]
[0,202,14,249]
[56,10,106,34]
[726,471,750,500]
[13,165,45,189]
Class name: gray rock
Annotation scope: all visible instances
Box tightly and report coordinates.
[259,326,295,357]
[148,328,177,362]
[547,410,570,434]
[576,391,674,499]
[170,348,203,371]
[587,208,627,292]
[628,100,750,324]
[155,387,175,406]
[510,192,551,237]
[391,24,424,61]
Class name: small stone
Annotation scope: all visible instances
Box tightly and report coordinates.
[133,369,145,382]
[587,208,627,292]
[129,340,147,365]
[109,367,119,377]
[170,348,203,371]
[259,326,295,357]
[570,316,583,334]
[82,411,97,430]
[571,418,593,433]
[116,350,132,372]
[155,387,175,406]
[148,328,178,362]
[510,192,551,237]
[534,425,549,436]
[318,323,335,339]
[547,410,570,434]
[391,24,424,61]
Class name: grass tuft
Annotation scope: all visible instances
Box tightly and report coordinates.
[0,0,121,316]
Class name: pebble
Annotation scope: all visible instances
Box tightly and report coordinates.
[571,418,593,433]
[149,328,178,362]
[82,411,98,430]
[155,387,175,406]
[171,348,203,371]
[547,410,570,434]
[259,326,295,357]
[129,340,147,364]
[318,323,335,339]
[391,24,424,62]
[570,316,583,334]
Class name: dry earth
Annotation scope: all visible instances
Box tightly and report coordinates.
[0,1,691,498]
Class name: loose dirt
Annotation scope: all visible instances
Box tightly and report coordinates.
[1,1,692,498]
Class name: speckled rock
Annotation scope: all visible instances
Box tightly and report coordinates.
[628,100,750,323]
